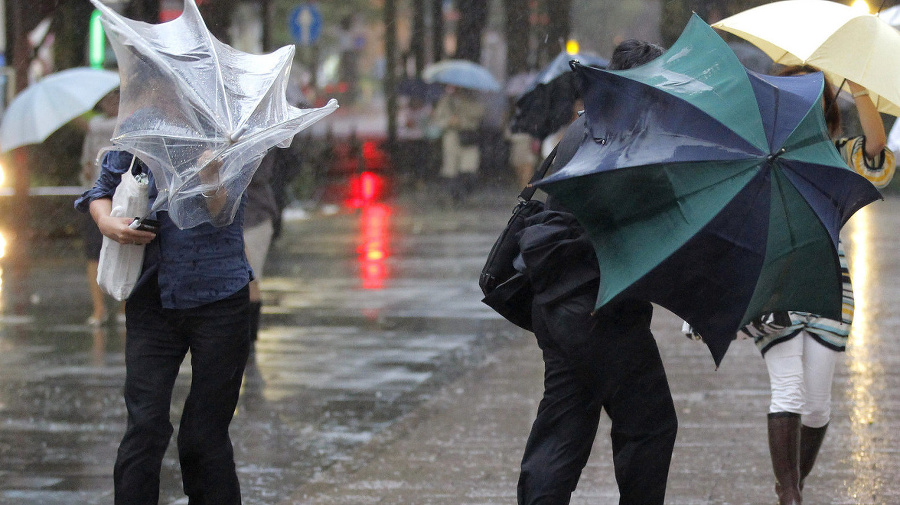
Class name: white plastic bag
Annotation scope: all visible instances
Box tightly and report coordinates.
[97,157,149,301]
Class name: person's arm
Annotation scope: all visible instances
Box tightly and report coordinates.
[196,151,228,217]
[847,80,887,159]
[89,198,156,246]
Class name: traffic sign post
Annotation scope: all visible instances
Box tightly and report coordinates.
[288,4,323,46]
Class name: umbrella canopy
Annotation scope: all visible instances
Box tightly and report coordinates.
[422,59,502,92]
[881,4,900,27]
[510,51,608,140]
[534,14,882,366]
[713,0,900,116]
[0,67,120,153]
[521,51,610,96]
[90,0,337,229]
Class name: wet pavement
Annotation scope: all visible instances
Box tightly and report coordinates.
[1,187,899,504]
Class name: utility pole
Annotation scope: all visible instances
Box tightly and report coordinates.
[384,0,398,149]
[5,0,34,306]
[411,0,426,77]
[261,0,271,51]
[431,0,444,62]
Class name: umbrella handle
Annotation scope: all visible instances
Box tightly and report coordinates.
[135,189,168,224]
[229,125,249,143]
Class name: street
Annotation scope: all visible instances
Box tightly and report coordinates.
[0,188,898,504]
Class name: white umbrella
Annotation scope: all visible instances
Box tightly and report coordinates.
[879,4,900,27]
[713,0,900,116]
[0,67,120,153]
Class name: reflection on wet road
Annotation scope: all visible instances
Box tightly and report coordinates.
[2,195,900,504]
[0,200,514,504]
[842,204,896,504]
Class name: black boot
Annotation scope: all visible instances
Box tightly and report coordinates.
[768,412,802,505]
[799,423,828,491]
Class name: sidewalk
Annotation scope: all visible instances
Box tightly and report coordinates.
[0,191,897,504]
[279,198,900,505]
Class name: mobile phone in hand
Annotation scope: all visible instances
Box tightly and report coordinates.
[129,218,160,233]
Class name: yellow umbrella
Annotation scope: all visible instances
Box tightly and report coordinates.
[713,0,900,116]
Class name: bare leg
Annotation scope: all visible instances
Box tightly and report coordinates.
[86,260,106,323]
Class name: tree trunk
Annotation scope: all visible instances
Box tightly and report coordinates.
[384,0,398,148]
[454,0,487,62]
[546,0,570,55]
[411,0,426,77]
[504,0,530,76]
[198,0,236,44]
[53,1,93,70]
[261,0,272,51]
[126,0,160,23]
[431,0,444,61]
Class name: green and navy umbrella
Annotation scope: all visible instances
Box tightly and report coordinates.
[534,15,881,366]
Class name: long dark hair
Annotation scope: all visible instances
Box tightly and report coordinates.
[776,65,842,138]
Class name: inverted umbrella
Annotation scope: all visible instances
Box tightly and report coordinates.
[511,51,608,140]
[423,59,502,92]
[90,0,337,229]
[534,14,882,366]
[0,67,120,153]
[713,0,900,116]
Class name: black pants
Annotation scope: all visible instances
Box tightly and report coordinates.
[518,285,677,505]
[114,278,250,505]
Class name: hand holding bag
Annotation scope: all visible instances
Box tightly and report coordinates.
[97,156,149,301]
[479,146,557,331]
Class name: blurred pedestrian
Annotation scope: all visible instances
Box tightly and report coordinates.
[398,95,436,187]
[75,148,252,505]
[430,85,485,203]
[541,96,583,159]
[79,88,126,326]
[505,97,539,188]
[516,39,677,505]
[244,148,283,348]
[741,65,895,505]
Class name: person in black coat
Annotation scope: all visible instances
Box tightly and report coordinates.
[516,39,678,505]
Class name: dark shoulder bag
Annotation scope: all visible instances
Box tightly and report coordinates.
[479,146,558,331]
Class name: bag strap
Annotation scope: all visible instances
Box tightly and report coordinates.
[519,144,558,202]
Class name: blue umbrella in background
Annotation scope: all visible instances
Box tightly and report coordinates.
[511,51,609,140]
[521,51,609,96]
[422,59,502,92]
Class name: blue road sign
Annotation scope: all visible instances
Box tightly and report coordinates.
[288,4,323,46]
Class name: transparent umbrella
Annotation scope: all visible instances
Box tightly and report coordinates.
[90,0,338,229]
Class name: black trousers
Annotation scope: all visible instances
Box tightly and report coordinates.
[114,277,250,505]
[518,285,677,505]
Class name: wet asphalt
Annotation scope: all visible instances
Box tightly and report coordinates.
[1,186,899,505]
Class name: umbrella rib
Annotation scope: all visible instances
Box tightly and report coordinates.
[191,5,233,130]
[92,0,228,137]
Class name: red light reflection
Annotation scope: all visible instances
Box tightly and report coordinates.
[347,171,385,208]
[357,203,391,289]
